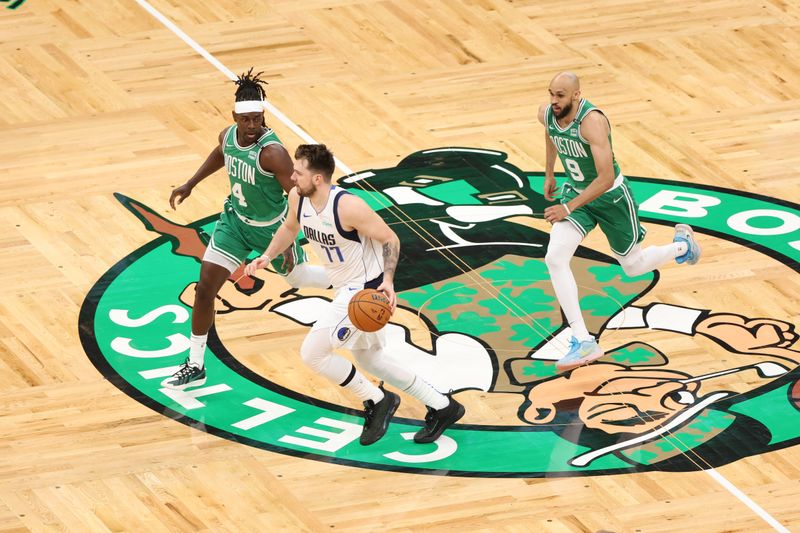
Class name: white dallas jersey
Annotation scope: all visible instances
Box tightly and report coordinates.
[297,186,383,289]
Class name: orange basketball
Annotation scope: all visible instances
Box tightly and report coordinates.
[348,288,392,332]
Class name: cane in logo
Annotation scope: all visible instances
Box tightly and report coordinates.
[79,147,800,477]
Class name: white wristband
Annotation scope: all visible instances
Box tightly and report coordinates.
[563,203,571,215]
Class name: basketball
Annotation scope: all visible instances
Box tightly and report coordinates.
[348,288,392,332]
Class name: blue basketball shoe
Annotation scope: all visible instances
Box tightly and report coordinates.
[674,224,701,265]
[556,336,604,371]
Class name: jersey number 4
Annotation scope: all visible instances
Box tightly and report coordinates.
[231,183,248,207]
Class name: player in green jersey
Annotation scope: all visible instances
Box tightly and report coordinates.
[538,72,701,370]
[162,69,330,389]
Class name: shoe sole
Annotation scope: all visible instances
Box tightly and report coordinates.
[675,224,701,265]
[359,393,400,446]
[160,377,207,391]
[556,351,604,371]
[414,401,466,444]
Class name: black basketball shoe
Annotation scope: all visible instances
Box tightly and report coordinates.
[414,395,465,444]
[360,385,400,446]
[161,358,207,390]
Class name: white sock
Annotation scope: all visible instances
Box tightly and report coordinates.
[615,242,686,277]
[352,347,448,409]
[545,222,591,341]
[342,367,384,403]
[188,333,207,368]
[404,376,448,410]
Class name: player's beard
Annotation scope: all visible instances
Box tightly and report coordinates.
[296,182,316,197]
[554,101,573,119]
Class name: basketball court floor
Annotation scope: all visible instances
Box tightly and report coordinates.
[1,1,799,531]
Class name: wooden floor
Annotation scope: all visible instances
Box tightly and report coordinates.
[2,0,800,531]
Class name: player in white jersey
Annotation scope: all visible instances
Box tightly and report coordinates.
[296,184,384,290]
[246,144,465,445]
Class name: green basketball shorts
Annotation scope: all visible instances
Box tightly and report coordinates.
[206,203,307,273]
[561,178,646,256]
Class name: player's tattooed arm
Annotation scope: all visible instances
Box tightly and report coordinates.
[340,193,401,309]
[382,240,400,280]
[378,238,400,311]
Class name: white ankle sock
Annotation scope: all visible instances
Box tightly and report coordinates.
[615,243,686,277]
[404,376,448,410]
[188,333,207,368]
[342,369,384,404]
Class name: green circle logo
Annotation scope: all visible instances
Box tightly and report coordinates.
[79,148,800,477]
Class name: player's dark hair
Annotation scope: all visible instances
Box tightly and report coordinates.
[232,68,267,127]
[234,67,267,101]
[295,144,335,181]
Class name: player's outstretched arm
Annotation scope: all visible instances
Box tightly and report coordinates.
[170,127,228,209]
[245,188,302,276]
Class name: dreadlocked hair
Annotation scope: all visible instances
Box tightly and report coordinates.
[233,68,268,102]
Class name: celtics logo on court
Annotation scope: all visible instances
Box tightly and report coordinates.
[79,147,800,477]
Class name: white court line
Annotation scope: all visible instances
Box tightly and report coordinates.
[705,468,789,533]
[132,1,790,531]
[133,0,354,176]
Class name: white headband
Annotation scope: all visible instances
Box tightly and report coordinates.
[234,100,265,113]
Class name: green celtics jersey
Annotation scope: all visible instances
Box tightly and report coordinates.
[546,99,621,189]
[222,126,287,222]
